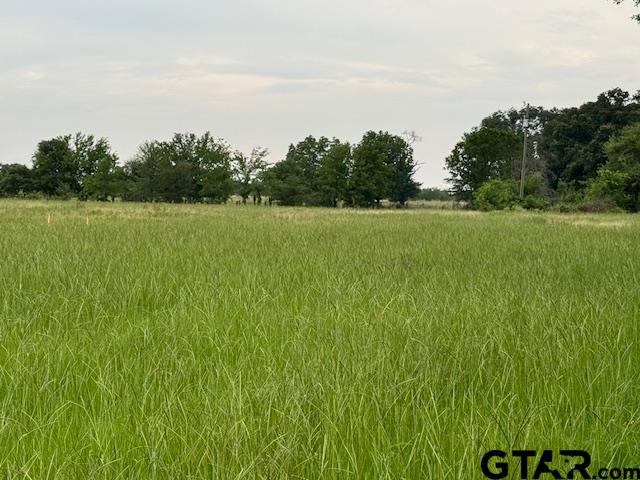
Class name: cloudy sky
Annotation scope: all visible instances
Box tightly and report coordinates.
[1,0,639,186]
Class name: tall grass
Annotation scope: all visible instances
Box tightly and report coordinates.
[0,199,639,479]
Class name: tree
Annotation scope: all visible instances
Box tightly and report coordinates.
[233,147,269,204]
[196,134,235,203]
[348,131,419,207]
[349,132,392,207]
[264,136,336,206]
[414,188,451,201]
[613,0,640,22]
[0,164,35,196]
[73,133,117,189]
[589,122,640,211]
[317,142,351,207]
[125,133,234,203]
[386,140,420,206]
[539,88,640,190]
[32,133,119,197]
[83,156,127,201]
[446,127,520,200]
[32,136,77,196]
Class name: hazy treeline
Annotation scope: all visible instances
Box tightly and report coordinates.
[446,88,640,212]
[0,131,421,208]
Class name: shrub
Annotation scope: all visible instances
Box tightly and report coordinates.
[472,180,519,211]
[523,194,549,210]
[587,169,632,210]
[577,198,622,213]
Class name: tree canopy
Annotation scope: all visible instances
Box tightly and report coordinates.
[443,88,640,211]
[1,130,421,208]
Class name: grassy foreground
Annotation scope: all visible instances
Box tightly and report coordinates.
[0,200,639,479]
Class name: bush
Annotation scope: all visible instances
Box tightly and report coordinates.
[523,194,549,210]
[472,180,519,211]
[587,168,633,211]
[548,202,579,213]
[577,198,622,213]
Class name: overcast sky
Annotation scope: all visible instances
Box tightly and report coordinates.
[1,0,639,186]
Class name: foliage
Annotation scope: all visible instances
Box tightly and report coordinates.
[31,133,118,197]
[125,133,234,203]
[348,131,419,207]
[263,136,336,206]
[587,122,640,211]
[446,127,521,200]
[83,157,127,201]
[0,164,34,196]
[413,187,451,201]
[233,147,269,204]
[587,169,633,210]
[471,179,519,211]
[540,89,640,190]
[471,174,547,211]
[445,88,640,211]
[317,142,352,207]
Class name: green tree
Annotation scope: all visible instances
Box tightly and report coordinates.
[83,156,127,201]
[317,142,351,207]
[348,131,419,207]
[349,133,391,207]
[197,135,234,203]
[446,127,521,200]
[264,136,336,206]
[233,147,269,204]
[0,164,35,196]
[414,188,451,201]
[32,136,77,196]
[73,134,117,189]
[540,88,640,190]
[125,133,234,203]
[589,123,640,211]
[32,133,119,197]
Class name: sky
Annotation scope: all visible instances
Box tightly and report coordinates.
[1,0,639,187]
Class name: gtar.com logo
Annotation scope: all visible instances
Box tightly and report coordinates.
[481,450,640,480]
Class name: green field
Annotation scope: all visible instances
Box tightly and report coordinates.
[1,200,639,479]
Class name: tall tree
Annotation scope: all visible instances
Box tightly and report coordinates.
[539,88,640,190]
[32,133,118,197]
[233,147,269,204]
[82,156,127,201]
[32,136,78,196]
[0,164,35,196]
[590,122,640,211]
[196,133,235,203]
[348,131,419,207]
[317,142,352,207]
[349,133,392,207]
[445,127,520,200]
[125,133,234,203]
[264,136,336,206]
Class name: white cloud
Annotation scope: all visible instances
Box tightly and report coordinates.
[1,0,639,186]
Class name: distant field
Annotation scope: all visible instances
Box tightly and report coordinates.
[0,200,639,479]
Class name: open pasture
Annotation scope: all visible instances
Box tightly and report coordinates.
[0,200,639,479]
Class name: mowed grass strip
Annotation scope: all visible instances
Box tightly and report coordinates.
[0,200,639,479]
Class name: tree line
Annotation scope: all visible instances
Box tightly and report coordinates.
[0,131,420,208]
[446,88,640,212]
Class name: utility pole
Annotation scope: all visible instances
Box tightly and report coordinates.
[519,103,530,199]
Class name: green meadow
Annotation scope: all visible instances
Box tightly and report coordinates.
[0,199,639,479]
